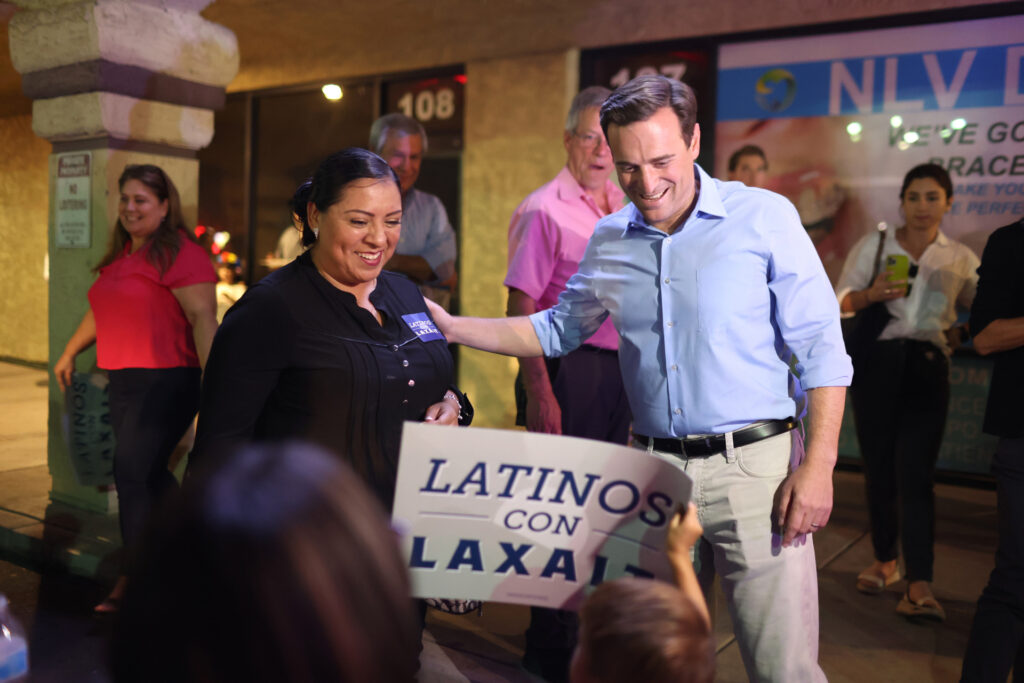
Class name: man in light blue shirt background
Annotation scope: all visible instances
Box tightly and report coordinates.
[371,113,458,310]
[430,75,850,682]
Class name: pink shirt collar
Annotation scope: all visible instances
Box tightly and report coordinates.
[553,166,625,213]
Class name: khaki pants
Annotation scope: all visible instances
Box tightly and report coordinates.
[640,429,827,683]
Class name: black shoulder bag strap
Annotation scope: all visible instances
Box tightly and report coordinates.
[868,223,887,282]
[845,223,893,379]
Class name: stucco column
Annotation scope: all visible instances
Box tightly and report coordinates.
[8,0,237,511]
[460,50,578,428]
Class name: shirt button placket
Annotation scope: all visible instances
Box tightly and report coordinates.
[394,343,411,410]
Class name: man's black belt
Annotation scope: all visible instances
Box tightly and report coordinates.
[634,418,797,458]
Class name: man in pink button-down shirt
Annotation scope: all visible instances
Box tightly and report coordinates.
[504,85,631,683]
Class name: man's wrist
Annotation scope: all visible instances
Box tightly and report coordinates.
[801,444,838,471]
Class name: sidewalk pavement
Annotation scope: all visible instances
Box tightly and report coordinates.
[0,360,1003,681]
[0,362,121,583]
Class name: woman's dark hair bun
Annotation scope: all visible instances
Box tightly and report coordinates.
[289,178,314,245]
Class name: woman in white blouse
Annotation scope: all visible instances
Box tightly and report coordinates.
[837,163,979,623]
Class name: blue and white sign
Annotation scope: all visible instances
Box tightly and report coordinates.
[392,423,693,610]
[717,17,1024,121]
[715,15,1024,283]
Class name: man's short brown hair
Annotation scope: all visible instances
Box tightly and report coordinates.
[599,75,698,146]
[577,578,714,683]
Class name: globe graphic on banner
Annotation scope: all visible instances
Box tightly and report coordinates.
[755,68,797,113]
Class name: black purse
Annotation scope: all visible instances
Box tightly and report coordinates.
[842,225,892,377]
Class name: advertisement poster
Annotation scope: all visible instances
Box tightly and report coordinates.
[716,16,1024,284]
[392,423,693,610]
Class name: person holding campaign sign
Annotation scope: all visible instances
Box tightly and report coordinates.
[837,163,978,622]
[571,503,714,683]
[55,164,218,614]
[191,148,472,511]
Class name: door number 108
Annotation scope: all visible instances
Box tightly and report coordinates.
[397,88,455,122]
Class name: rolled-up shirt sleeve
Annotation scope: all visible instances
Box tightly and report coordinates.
[505,208,558,302]
[529,254,610,358]
[766,199,853,389]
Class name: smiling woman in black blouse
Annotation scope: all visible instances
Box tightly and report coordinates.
[192,148,470,509]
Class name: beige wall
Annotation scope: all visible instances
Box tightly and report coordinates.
[0,113,49,362]
[460,50,578,427]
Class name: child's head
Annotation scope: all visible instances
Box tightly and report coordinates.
[572,577,714,683]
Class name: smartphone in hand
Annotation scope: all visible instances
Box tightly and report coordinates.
[884,254,910,295]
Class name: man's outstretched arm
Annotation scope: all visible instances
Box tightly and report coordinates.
[425,296,543,358]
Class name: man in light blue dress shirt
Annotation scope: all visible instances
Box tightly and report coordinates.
[429,76,851,682]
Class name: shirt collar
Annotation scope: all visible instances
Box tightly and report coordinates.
[555,166,625,209]
[624,163,726,235]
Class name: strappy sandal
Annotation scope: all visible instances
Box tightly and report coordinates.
[856,564,901,594]
[93,596,121,614]
[897,592,945,622]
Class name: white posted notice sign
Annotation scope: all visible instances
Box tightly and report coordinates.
[392,423,693,610]
[55,152,91,248]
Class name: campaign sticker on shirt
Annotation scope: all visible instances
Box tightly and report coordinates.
[402,313,446,343]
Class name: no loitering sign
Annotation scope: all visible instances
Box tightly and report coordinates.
[55,152,91,248]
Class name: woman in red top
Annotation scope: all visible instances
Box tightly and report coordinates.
[55,165,218,612]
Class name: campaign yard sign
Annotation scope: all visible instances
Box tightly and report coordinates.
[392,423,693,610]
[62,371,115,487]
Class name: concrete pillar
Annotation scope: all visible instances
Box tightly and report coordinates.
[7,0,237,511]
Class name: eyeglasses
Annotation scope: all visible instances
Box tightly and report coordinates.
[573,131,607,150]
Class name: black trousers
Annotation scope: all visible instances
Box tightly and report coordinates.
[515,345,631,444]
[108,367,201,563]
[850,339,950,582]
[961,436,1024,683]
[516,346,631,661]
